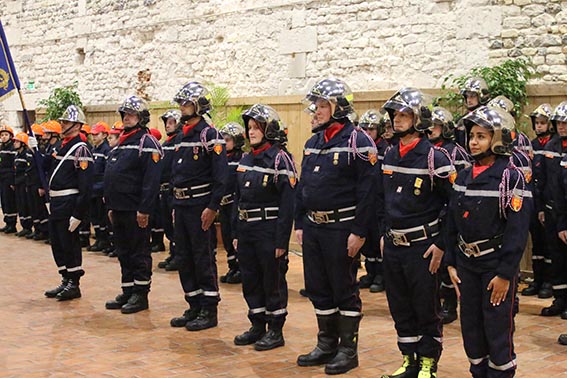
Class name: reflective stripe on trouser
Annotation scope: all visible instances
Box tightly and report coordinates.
[49,218,84,279]
[15,183,32,230]
[219,203,238,269]
[459,265,517,378]
[302,221,362,316]
[383,238,443,359]
[90,196,109,240]
[360,226,383,276]
[175,204,220,308]
[112,211,152,293]
[238,222,288,329]
[0,179,17,226]
[26,184,49,233]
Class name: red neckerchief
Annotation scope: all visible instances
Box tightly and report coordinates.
[538,135,551,146]
[119,129,139,145]
[166,132,178,143]
[252,143,271,156]
[435,141,443,147]
[227,150,234,158]
[399,137,420,158]
[61,133,86,148]
[374,137,382,145]
[183,118,200,135]
[562,139,567,150]
[472,162,494,179]
[324,122,344,143]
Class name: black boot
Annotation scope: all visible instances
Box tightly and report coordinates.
[297,313,339,366]
[324,315,361,375]
[56,279,81,301]
[170,307,200,327]
[522,282,539,296]
[3,225,17,234]
[559,334,567,345]
[26,230,37,239]
[15,229,30,237]
[441,294,458,325]
[86,240,100,252]
[226,270,242,284]
[220,268,236,283]
[91,239,110,252]
[541,298,566,317]
[45,278,69,298]
[158,256,172,269]
[165,258,180,271]
[358,274,374,289]
[151,242,166,253]
[539,282,553,299]
[121,292,149,314]
[370,275,385,293]
[186,307,218,331]
[381,354,419,378]
[105,292,131,310]
[254,327,285,351]
[234,321,266,346]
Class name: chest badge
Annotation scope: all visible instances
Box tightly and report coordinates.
[333,152,339,166]
[193,146,199,160]
[314,165,320,173]
[414,189,421,196]
[245,181,250,187]
[152,152,160,163]
[79,161,88,170]
[262,175,269,187]
[511,195,523,212]
[396,186,402,193]
[214,144,223,155]
[369,153,377,166]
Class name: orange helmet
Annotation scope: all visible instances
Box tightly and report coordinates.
[31,123,44,136]
[149,128,162,141]
[81,124,91,134]
[13,132,29,145]
[0,125,14,136]
[43,120,62,134]
[109,121,124,135]
[92,121,110,133]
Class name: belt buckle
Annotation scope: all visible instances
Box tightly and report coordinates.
[390,231,409,247]
[462,242,481,257]
[311,211,329,224]
[238,209,248,221]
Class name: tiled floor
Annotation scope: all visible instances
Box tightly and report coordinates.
[1,231,566,377]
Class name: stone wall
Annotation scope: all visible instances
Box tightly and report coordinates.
[1,0,566,125]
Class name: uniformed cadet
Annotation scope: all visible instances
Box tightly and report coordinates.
[168,82,228,331]
[42,120,62,157]
[232,104,295,350]
[148,127,166,253]
[87,122,111,252]
[380,88,455,378]
[357,109,389,293]
[446,105,532,378]
[455,77,490,148]
[534,102,567,318]
[103,96,163,314]
[295,78,378,375]
[38,105,94,301]
[551,102,567,321]
[0,125,18,233]
[12,132,33,237]
[523,103,554,298]
[219,122,246,284]
[156,109,182,271]
[103,121,123,257]
[26,124,49,241]
[428,106,472,325]
[77,126,93,249]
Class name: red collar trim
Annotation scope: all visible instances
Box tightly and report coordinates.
[399,137,420,158]
[119,129,139,145]
[472,162,494,179]
[324,122,345,143]
[252,143,271,156]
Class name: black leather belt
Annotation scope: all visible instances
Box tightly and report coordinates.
[387,220,440,247]
[173,184,211,200]
[306,206,356,224]
[458,235,503,258]
[238,207,279,222]
[220,193,234,206]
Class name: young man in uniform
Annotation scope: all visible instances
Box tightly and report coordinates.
[296,78,379,375]
[0,125,18,233]
[103,96,163,314]
[380,88,455,378]
[168,82,228,331]
[37,105,93,301]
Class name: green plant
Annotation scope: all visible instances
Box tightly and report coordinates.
[437,58,535,129]
[207,84,244,127]
[38,82,83,121]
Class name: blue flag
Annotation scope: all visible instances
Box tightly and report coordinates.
[0,20,19,101]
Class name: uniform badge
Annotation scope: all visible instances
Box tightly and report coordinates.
[214,144,223,155]
[304,150,311,156]
[414,189,421,196]
[236,166,246,172]
[383,169,393,175]
[193,155,199,160]
[414,177,423,189]
[369,153,377,166]
[511,195,523,212]
[333,152,339,166]
[262,175,269,187]
[524,170,532,183]
[80,161,88,170]
[152,152,160,163]
[177,158,183,164]
[449,171,457,184]
[289,176,296,187]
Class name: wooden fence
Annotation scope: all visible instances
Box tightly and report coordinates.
[36,84,567,275]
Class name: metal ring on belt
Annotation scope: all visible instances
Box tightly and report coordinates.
[387,219,440,247]
[220,194,234,206]
[49,188,80,197]
[238,207,279,222]
[160,183,170,191]
[306,206,356,225]
[458,235,503,258]
[173,184,211,200]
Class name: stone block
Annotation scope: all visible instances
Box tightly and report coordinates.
[514,0,531,5]
[546,54,566,65]
[532,13,555,28]
[502,29,519,38]
[288,53,306,78]
[522,4,545,17]
[503,16,531,29]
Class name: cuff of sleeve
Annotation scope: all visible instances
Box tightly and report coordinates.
[351,225,367,239]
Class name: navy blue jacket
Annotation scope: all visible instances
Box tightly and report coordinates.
[92,140,111,197]
[171,118,228,210]
[13,148,29,185]
[445,157,533,281]
[225,149,244,198]
[48,135,93,220]
[234,145,296,249]
[0,141,16,184]
[295,121,379,238]
[382,136,454,250]
[533,134,565,215]
[440,140,471,173]
[160,131,179,184]
[104,128,163,214]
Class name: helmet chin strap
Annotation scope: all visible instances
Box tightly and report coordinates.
[311,119,334,133]
[250,138,268,149]
[472,149,493,161]
[123,123,141,132]
[61,123,79,136]
[428,135,442,144]
[535,130,550,137]
[394,126,418,138]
